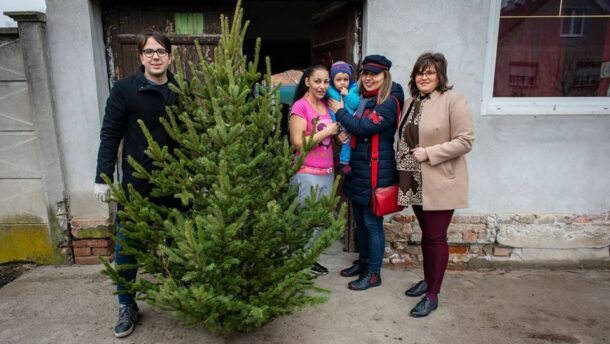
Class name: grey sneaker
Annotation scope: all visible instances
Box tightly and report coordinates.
[114,303,139,338]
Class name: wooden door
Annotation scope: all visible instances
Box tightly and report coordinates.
[311,1,363,252]
[311,1,362,69]
[101,0,233,83]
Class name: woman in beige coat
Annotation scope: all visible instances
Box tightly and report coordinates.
[396,52,474,317]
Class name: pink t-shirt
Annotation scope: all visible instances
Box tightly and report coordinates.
[291,97,334,169]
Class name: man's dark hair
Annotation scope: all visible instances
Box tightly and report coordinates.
[408,52,453,97]
[137,31,172,53]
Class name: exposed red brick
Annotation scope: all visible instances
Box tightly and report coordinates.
[92,247,114,256]
[400,223,415,235]
[447,232,462,240]
[386,255,416,268]
[451,215,485,224]
[392,241,407,250]
[72,240,87,248]
[392,214,416,223]
[478,231,491,240]
[75,254,114,265]
[448,223,486,234]
[449,245,469,254]
[72,239,113,248]
[459,224,487,233]
[73,247,91,257]
[462,231,478,242]
[493,247,511,256]
[573,215,592,224]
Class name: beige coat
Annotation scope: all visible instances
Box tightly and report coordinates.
[397,90,474,210]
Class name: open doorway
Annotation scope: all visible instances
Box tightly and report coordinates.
[243,1,361,75]
[102,0,362,82]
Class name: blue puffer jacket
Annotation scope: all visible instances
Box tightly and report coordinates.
[335,82,405,205]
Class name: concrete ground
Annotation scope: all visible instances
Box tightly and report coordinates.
[1,242,609,344]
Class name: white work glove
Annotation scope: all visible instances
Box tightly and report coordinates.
[94,183,111,203]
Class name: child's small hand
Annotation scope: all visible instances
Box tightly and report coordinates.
[340,87,348,97]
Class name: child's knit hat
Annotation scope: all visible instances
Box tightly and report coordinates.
[330,61,354,80]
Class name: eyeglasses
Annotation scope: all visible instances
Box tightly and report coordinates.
[416,71,437,79]
[141,48,168,58]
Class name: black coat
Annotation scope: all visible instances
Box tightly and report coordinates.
[335,82,405,205]
[95,66,178,198]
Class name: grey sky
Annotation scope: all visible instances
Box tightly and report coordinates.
[0,0,46,27]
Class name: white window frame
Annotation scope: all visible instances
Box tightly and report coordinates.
[481,0,610,116]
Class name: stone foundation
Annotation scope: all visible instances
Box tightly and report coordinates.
[71,219,114,265]
[384,212,610,269]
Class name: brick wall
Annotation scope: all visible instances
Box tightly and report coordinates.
[67,213,609,267]
[384,212,610,269]
[71,219,114,265]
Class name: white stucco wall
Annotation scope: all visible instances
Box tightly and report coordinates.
[43,0,610,218]
[364,0,610,214]
[46,0,108,219]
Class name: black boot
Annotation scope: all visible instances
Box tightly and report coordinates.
[404,280,428,297]
[347,271,381,290]
[340,260,368,277]
[409,296,438,317]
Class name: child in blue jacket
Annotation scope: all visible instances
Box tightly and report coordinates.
[327,61,360,174]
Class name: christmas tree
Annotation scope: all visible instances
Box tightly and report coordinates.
[101,0,346,334]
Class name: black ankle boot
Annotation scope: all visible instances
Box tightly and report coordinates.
[405,280,428,297]
[340,260,368,277]
[347,271,381,290]
[409,296,438,317]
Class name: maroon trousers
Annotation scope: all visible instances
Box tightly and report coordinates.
[412,205,454,295]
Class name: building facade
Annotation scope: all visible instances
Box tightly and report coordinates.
[2,0,608,266]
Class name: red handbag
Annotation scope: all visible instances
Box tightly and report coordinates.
[371,184,402,217]
[370,96,403,217]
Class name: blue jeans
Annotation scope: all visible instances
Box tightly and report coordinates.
[115,223,137,306]
[352,202,385,273]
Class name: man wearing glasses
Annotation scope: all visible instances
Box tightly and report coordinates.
[94,31,177,338]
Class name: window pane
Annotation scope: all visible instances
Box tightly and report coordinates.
[175,13,204,35]
[494,0,610,97]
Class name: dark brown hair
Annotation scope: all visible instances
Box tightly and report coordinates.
[137,31,171,53]
[293,64,329,104]
[408,52,453,97]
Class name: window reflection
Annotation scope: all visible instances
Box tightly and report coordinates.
[494,0,610,97]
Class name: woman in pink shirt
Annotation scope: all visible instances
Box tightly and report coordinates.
[289,64,343,275]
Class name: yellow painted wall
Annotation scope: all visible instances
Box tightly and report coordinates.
[0,224,55,264]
